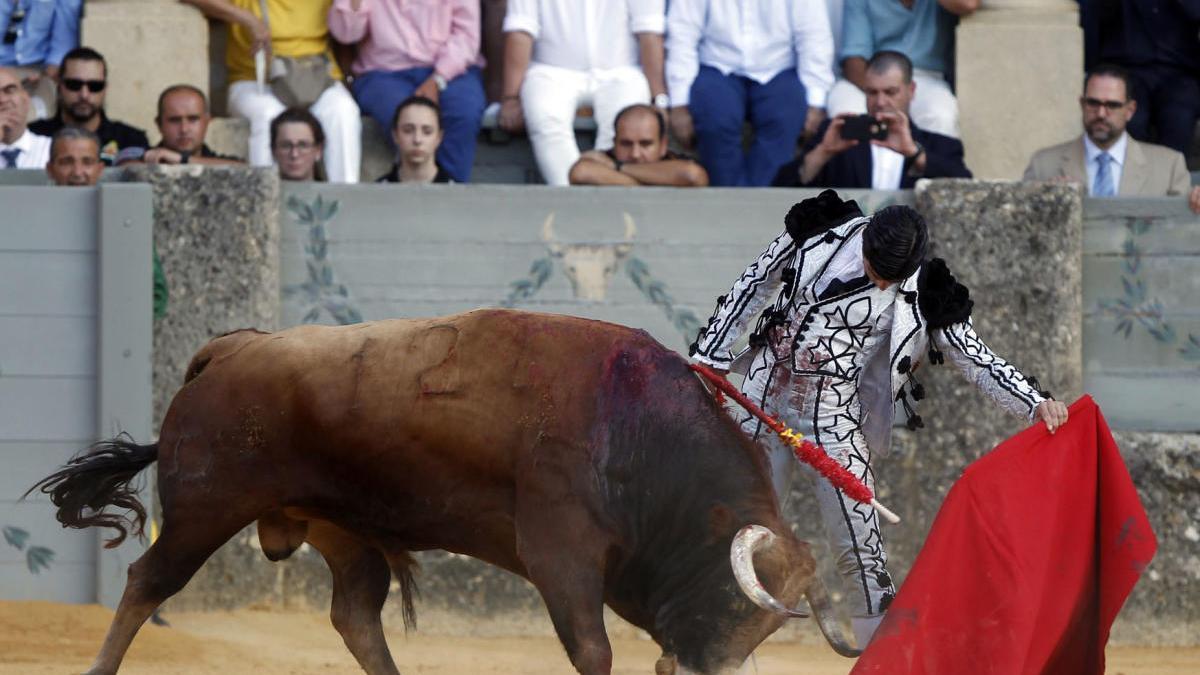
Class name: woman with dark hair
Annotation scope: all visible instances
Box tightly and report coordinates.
[376,96,453,184]
[270,108,326,182]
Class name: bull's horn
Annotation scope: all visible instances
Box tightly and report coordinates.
[805,573,862,658]
[541,212,563,255]
[621,212,637,241]
[730,525,809,618]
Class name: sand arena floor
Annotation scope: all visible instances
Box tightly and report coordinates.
[1,601,1197,674]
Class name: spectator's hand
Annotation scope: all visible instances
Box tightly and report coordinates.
[1033,400,1069,434]
[415,77,440,105]
[669,106,695,149]
[872,110,918,157]
[1189,185,1200,215]
[804,107,826,139]
[498,96,524,133]
[815,114,859,156]
[0,106,23,136]
[579,150,616,169]
[143,147,183,165]
[244,15,272,58]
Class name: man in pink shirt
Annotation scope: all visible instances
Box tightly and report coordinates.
[329,0,485,182]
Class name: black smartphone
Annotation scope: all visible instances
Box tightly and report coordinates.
[839,115,888,142]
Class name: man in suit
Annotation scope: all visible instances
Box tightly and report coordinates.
[1024,64,1200,213]
[773,50,971,188]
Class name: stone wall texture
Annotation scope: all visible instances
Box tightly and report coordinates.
[133,171,1196,645]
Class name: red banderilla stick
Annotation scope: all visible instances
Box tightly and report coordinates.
[690,363,900,524]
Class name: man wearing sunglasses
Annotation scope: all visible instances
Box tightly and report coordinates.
[28,46,149,166]
[1024,64,1200,214]
[0,0,80,120]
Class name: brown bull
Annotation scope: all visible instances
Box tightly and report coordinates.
[31,309,857,674]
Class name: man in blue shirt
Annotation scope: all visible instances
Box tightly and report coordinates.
[826,0,978,139]
[0,0,81,119]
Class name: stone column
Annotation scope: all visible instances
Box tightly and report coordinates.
[81,1,210,144]
[956,0,1083,179]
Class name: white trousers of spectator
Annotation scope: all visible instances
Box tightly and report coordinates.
[228,80,363,183]
[827,68,959,139]
[521,62,650,186]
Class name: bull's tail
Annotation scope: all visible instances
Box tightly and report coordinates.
[25,433,158,549]
[806,576,862,658]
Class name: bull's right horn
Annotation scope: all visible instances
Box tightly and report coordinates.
[805,572,862,658]
[730,525,809,618]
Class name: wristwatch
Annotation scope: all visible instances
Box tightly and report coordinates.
[613,158,625,172]
[432,73,448,92]
[906,141,925,162]
[652,93,670,109]
[178,150,191,165]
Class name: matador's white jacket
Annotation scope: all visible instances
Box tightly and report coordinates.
[689,197,1050,457]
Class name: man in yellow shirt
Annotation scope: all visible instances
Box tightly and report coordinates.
[182,0,362,183]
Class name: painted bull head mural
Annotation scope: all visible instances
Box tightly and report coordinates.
[541,212,637,302]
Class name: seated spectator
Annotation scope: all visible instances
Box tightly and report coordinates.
[137,85,243,166]
[1084,0,1199,156]
[826,0,976,139]
[376,96,452,184]
[498,0,667,186]
[0,66,50,167]
[44,126,169,318]
[667,0,835,187]
[29,47,148,166]
[271,107,325,182]
[774,51,970,188]
[182,0,361,183]
[1024,65,1200,213]
[568,104,708,187]
[480,0,508,105]
[0,0,80,119]
[328,0,485,183]
[44,126,102,185]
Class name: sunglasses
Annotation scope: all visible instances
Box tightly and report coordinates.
[62,78,107,93]
[2,6,22,45]
[1082,97,1125,112]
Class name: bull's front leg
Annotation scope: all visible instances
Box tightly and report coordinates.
[514,456,614,674]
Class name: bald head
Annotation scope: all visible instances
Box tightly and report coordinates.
[612,104,668,164]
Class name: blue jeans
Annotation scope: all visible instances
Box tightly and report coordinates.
[689,66,808,187]
[353,66,486,182]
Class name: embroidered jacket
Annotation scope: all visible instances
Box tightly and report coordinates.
[690,195,1048,446]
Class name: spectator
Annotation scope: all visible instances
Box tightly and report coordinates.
[569,104,708,187]
[774,51,970,188]
[666,0,834,187]
[328,0,485,183]
[0,65,50,167]
[44,126,169,319]
[376,96,452,184]
[271,107,325,182]
[826,0,976,139]
[45,126,101,185]
[480,0,508,104]
[182,0,362,183]
[138,85,243,166]
[1024,65,1200,213]
[29,47,149,166]
[0,0,80,119]
[498,0,667,186]
[1082,0,1200,156]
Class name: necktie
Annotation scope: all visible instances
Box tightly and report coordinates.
[818,274,871,301]
[1093,152,1115,197]
[0,148,21,168]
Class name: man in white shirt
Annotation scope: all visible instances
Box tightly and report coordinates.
[1024,64,1200,213]
[497,0,667,186]
[0,66,51,169]
[666,0,835,186]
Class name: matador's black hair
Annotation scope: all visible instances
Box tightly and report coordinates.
[862,205,928,282]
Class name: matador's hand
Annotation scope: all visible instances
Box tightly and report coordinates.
[1033,400,1069,434]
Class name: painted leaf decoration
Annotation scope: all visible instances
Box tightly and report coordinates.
[3,526,29,550]
[26,546,54,574]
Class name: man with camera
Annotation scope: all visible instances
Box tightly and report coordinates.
[773,51,970,189]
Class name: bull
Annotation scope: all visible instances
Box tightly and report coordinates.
[31,309,858,674]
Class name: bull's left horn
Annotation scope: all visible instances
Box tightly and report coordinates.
[730,524,809,618]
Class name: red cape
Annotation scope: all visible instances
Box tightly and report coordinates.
[851,396,1156,675]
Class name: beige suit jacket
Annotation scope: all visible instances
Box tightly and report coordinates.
[1023,135,1192,196]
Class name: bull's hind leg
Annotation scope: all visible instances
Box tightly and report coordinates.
[306,520,401,675]
[85,516,251,675]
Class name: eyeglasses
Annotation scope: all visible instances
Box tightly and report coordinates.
[62,78,107,93]
[3,5,23,46]
[1082,97,1126,112]
[275,141,316,154]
